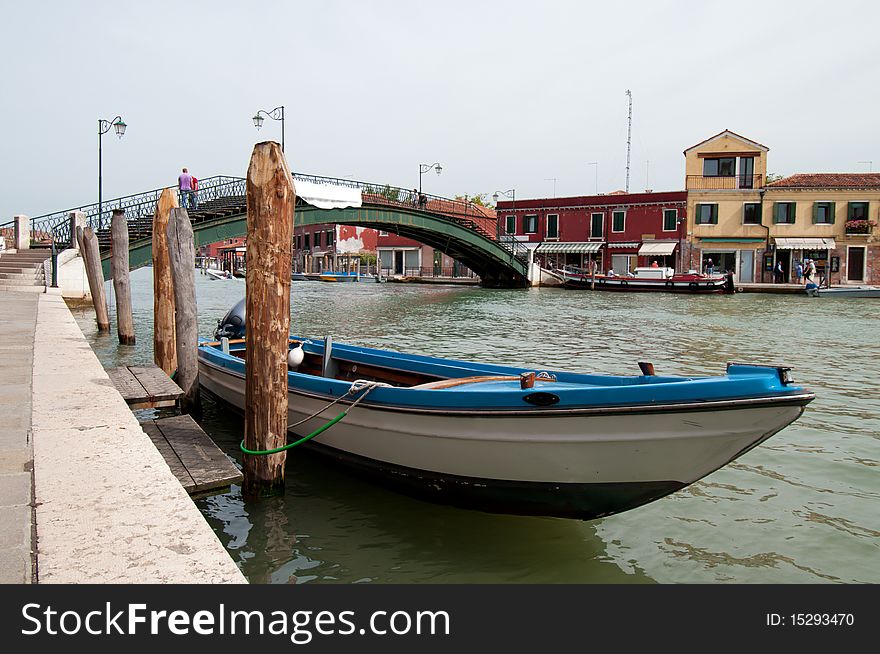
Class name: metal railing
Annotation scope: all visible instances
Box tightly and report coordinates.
[686,174,763,190]
[29,172,530,271]
[379,266,478,279]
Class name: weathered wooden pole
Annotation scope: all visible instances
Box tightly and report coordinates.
[152,189,178,377]
[167,206,200,415]
[81,226,110,331]
[590,257,596,290]
[243,141,295,497]
[110,209,135,344]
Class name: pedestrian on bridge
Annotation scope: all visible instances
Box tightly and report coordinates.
[178,167,196,210]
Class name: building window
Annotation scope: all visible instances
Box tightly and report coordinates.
[524,215,537,234]
[590,213,603,238]
[703,157,735,177]
[743,203,762,225]
[612,210,625,233]
[848,202,869,220]
[295,235,301,249]
[304,233,310,249]
[314,231,322,247]
[695,203,718,225]
[326,230,335,244]
[773,202,796,224]
[663,209,678,232]
[546,214,559,238]
[814,202,835,224]
[505,215,516,234]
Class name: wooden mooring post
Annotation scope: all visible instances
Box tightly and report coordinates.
[243,141,295,497]
[110,209,135,344]
[153,188,178,377]
[167,206,200,415]
[80,225,110,332]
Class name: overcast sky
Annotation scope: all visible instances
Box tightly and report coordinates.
[2,0,878,220]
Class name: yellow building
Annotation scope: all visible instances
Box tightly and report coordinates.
[683,130,879,285]
[683,130,769,282]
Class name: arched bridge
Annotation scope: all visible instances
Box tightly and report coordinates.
[31,174,530,288]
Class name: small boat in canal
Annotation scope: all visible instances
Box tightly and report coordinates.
[561,266,735,294]
[318,272,359,282]
[805,283,880,298]
[199,301,813,521]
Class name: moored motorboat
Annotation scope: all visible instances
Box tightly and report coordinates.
[199,304,813,520]
[562,266,734,294]
[318,272,359,282]
[805,284,880,298]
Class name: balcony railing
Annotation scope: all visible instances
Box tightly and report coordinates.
[687,174,763,190]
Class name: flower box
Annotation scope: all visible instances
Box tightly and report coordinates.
[844,219,876,235]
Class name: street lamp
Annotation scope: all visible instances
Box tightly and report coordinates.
[98,116,127,230]
[492,189,516,238]
[253,106,285,152]
[419,162,442,194]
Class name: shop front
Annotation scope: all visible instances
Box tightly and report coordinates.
[637,240,678,271]
[697,238,766,282]
[773,237,836,283]
[534,241,604,272]
[606,242,640,275]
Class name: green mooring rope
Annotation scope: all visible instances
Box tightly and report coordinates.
[240,412,346,455]
[239,379,389,456]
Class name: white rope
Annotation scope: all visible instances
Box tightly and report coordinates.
[287,379,391,430]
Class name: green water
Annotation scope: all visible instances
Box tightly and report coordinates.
[72,268,880,584]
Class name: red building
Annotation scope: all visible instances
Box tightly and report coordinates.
[496,190,688,274]
[293,223,378,273]
[375,232,473,277]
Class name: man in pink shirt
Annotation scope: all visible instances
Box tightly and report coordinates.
[178,167,196,209]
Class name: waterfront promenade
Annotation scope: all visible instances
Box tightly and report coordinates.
[0,287,245,584]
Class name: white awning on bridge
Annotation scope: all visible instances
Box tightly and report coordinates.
[293,179,363,209]
[535,241,604,254]
[774,237,836,250]
[638,241,678,255]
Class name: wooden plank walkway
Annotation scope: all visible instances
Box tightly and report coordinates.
[142,414,242,496]
[107,364,183,409]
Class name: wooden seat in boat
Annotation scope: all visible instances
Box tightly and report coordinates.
[410,375,522,390]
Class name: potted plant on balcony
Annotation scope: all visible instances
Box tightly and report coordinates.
[844,219,876,234]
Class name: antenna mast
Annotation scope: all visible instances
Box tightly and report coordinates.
[625,89,632,193]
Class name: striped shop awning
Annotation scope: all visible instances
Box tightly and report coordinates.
[638,241,678,255]
[535,241,604,254]
[774,237,836,250]
[606,242,640,249]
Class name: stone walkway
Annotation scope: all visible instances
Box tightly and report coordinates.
[0,292,37,583]
[0,288,245,584]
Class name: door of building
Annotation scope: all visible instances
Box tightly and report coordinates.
[740,250,754,283]
[775,250,791,282]
[739,157,755,189]
[394,251,404,275]
[847,247,865,282]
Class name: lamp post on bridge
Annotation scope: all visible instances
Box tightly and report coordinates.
[492,188,515,239]
[252,106,285,152]
[98,116,127,230]
[419,162,442,196]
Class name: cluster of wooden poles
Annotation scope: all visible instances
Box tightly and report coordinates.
[79,142,295,495]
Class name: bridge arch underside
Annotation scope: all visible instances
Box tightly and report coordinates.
[108,205,529,288]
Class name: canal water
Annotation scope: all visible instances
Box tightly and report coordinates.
[71,268,879,584]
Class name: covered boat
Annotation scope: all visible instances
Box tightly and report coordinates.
[198,311,813,520]
[561,266,735,294]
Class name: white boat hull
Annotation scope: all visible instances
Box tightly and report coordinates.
[199,360,804,518]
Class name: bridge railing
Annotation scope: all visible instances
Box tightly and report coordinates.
[29,176,247,248]
[29,172,530,271]
[294,173,531,266]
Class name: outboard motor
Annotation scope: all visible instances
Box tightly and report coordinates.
[215,297,246,339]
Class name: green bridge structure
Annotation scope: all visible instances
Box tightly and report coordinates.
[30,174,531,288]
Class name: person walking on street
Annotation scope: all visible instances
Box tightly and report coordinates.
[804,258,813,283]
[178,167,195,210]
[795,261,804,284]
[775,260,784,283]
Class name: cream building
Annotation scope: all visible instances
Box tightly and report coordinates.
[683,130,879,285]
